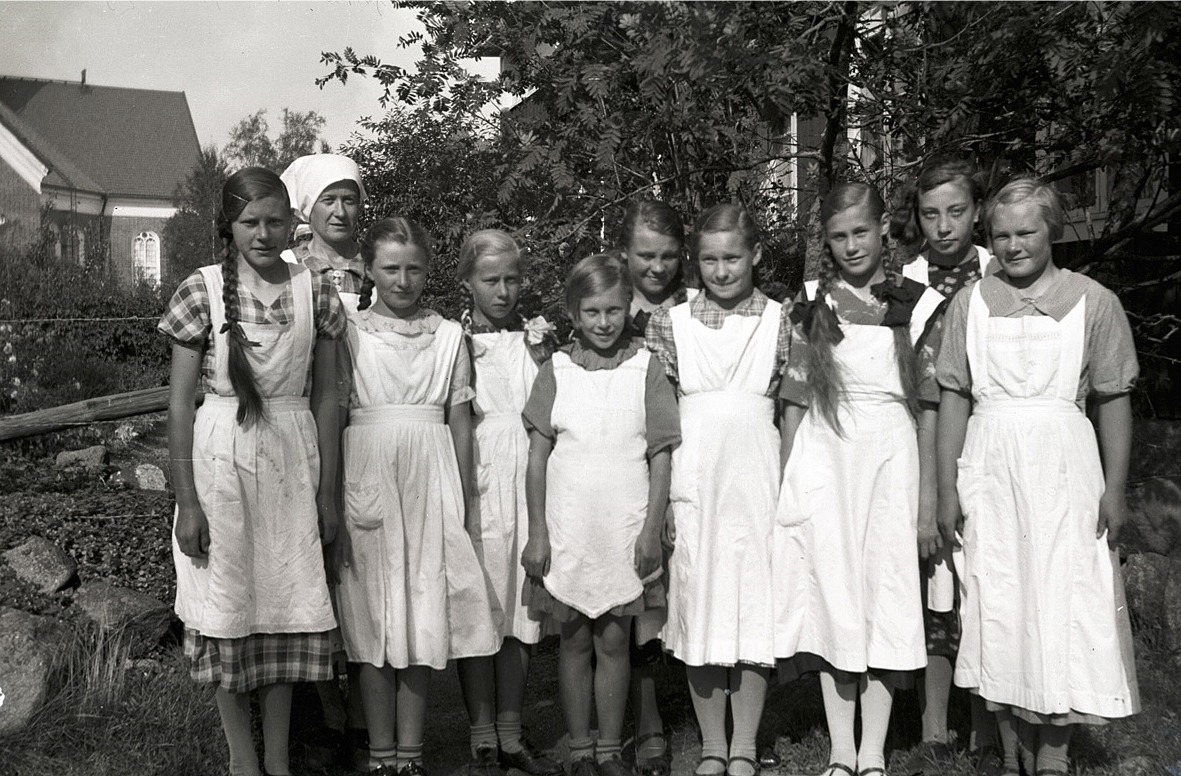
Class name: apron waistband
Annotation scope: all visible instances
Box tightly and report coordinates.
[681,392,774,420]
[349,404,445,425]
[477,411,521,424]
[973,398,1081,417]
[202,394,309,413]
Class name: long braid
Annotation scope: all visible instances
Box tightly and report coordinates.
[806,245,846,435]
[357,275,375,311]
[219,242,265,425]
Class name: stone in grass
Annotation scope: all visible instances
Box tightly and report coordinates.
[1117,756,1158,775]
[73,581,173,658]
[0,606,66,734]
[54,445,109,471]
[134,463,167,491]
[2,535,77,593]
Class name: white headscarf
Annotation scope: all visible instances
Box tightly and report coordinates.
[280,154,368,223]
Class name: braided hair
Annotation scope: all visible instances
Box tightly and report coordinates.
[357,217,433,311]
[216,167,290,426]
[811,182,922,433]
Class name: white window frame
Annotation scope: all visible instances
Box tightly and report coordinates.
[133,231,161,284]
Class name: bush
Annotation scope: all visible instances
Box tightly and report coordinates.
[0,241,171,418]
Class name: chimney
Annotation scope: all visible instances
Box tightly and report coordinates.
[81,69,86,86]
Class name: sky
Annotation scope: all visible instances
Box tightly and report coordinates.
[0,1,499,150]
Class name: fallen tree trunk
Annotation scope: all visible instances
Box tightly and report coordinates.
[0,386,201,442]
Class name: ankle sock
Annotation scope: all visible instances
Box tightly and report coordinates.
[596,738,622,763]
[370,747,398,771]
[497,716,524,754]
[396,743,424,769]
[569,736,595,763]
[728,740,758,776]
[697,738,728,776]
[471,723,499,757]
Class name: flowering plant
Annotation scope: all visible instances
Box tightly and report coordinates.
[523,315,557,345]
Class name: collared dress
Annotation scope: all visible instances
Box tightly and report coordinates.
[284,243,367,313]
[335,308,500,669]
[936,270,1140,725]
[646,290,793,667]
[773,278,944,681]
[520,338,680,622]
[158,263,346,692]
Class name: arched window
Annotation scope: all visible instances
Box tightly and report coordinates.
[133,231,160,284]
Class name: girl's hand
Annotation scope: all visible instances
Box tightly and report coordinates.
[317,492,339,546]
[917,490,942,560]
[175,503,210,559]
[662,511,676,551]
[936,492,963,549]
[1097,489,1127,550]
[634,530,662,581]
[521,536,551,578]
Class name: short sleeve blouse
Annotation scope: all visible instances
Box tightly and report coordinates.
[935,270,1138,403]
[522,338,681,456]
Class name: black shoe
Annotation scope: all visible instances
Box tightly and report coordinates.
[571,758,600,776]
[597,756,634,776]
[758,748,781,771]
[399,762,428,776]
[633,732,671,776]
[472,745,507,776]
[501,741,565,776]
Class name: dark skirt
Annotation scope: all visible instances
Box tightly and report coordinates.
[184,627,335,693]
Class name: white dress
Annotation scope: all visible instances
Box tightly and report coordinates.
[335,311,500,669]
[173,265,336,638]
[773,284,944,673]
[470,330,544,643]
[662,301,781,667]
[953,284,1139,718]
[542,349,652,617]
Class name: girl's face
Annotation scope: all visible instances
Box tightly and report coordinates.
[696,230,760,307]
[990,200,1054,287]
[309,181,361,245]
[575,283,629,352]
[231,195,291,271]
[464,251,522,326]
[824,204,888,283]
[625,225,683,301]
[918,179,979,263]
[367,240,429,316]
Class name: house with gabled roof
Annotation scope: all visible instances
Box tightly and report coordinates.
[0,73,200,284]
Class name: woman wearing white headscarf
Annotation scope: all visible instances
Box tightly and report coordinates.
[281,154,368,312]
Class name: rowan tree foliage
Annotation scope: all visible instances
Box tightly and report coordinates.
[223,108,332,173]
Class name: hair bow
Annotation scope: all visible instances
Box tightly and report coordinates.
[220,321,261,347]
[871,279,923,328]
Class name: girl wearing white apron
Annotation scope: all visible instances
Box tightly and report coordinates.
[521,254,678,776]
[457,229,563,776]
[162,167,344,776]
[936,179,1139,776]
[646,205,790,776]
[775,182,940,776]
[889,155,1001,767]
[334,217,499,776]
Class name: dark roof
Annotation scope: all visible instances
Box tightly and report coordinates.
[0,76,200,199]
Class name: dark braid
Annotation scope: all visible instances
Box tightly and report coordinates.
[357,275,375,311]
[806,245,846,434]
[216,167,290,426]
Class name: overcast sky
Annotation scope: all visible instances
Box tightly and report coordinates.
[0,1,498,150]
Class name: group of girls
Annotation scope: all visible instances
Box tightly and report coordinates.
[162,151,1140,776]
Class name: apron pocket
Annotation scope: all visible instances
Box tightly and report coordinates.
[345,483,385,530]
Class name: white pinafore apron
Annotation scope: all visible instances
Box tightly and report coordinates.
[662,301,781,667]
[543,349,651,617]
[772,290,935,672]
[953,285,1139,718]
[471,330,544,642]
[335,316,499,669]
[173,264,336,638]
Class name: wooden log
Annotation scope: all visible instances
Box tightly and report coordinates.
[0,386,202,442]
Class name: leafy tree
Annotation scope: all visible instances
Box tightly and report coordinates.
[223,108,331,173]
[162,145,229,288]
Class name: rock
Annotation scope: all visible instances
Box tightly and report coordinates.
[1121,477,1181,556]
[1117,756,1157,775]
[1122,552,1181,650]
[54,445,108,471]
[73,581,173,657]
[0,606,66,734]
[133,463,167,491]
[2,536,76,592]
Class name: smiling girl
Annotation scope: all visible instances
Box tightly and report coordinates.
[334,217,499,776]
[522,253,679,776]
[936,178,1140,776]
[647,204,791,776]
[161,167,345,776]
